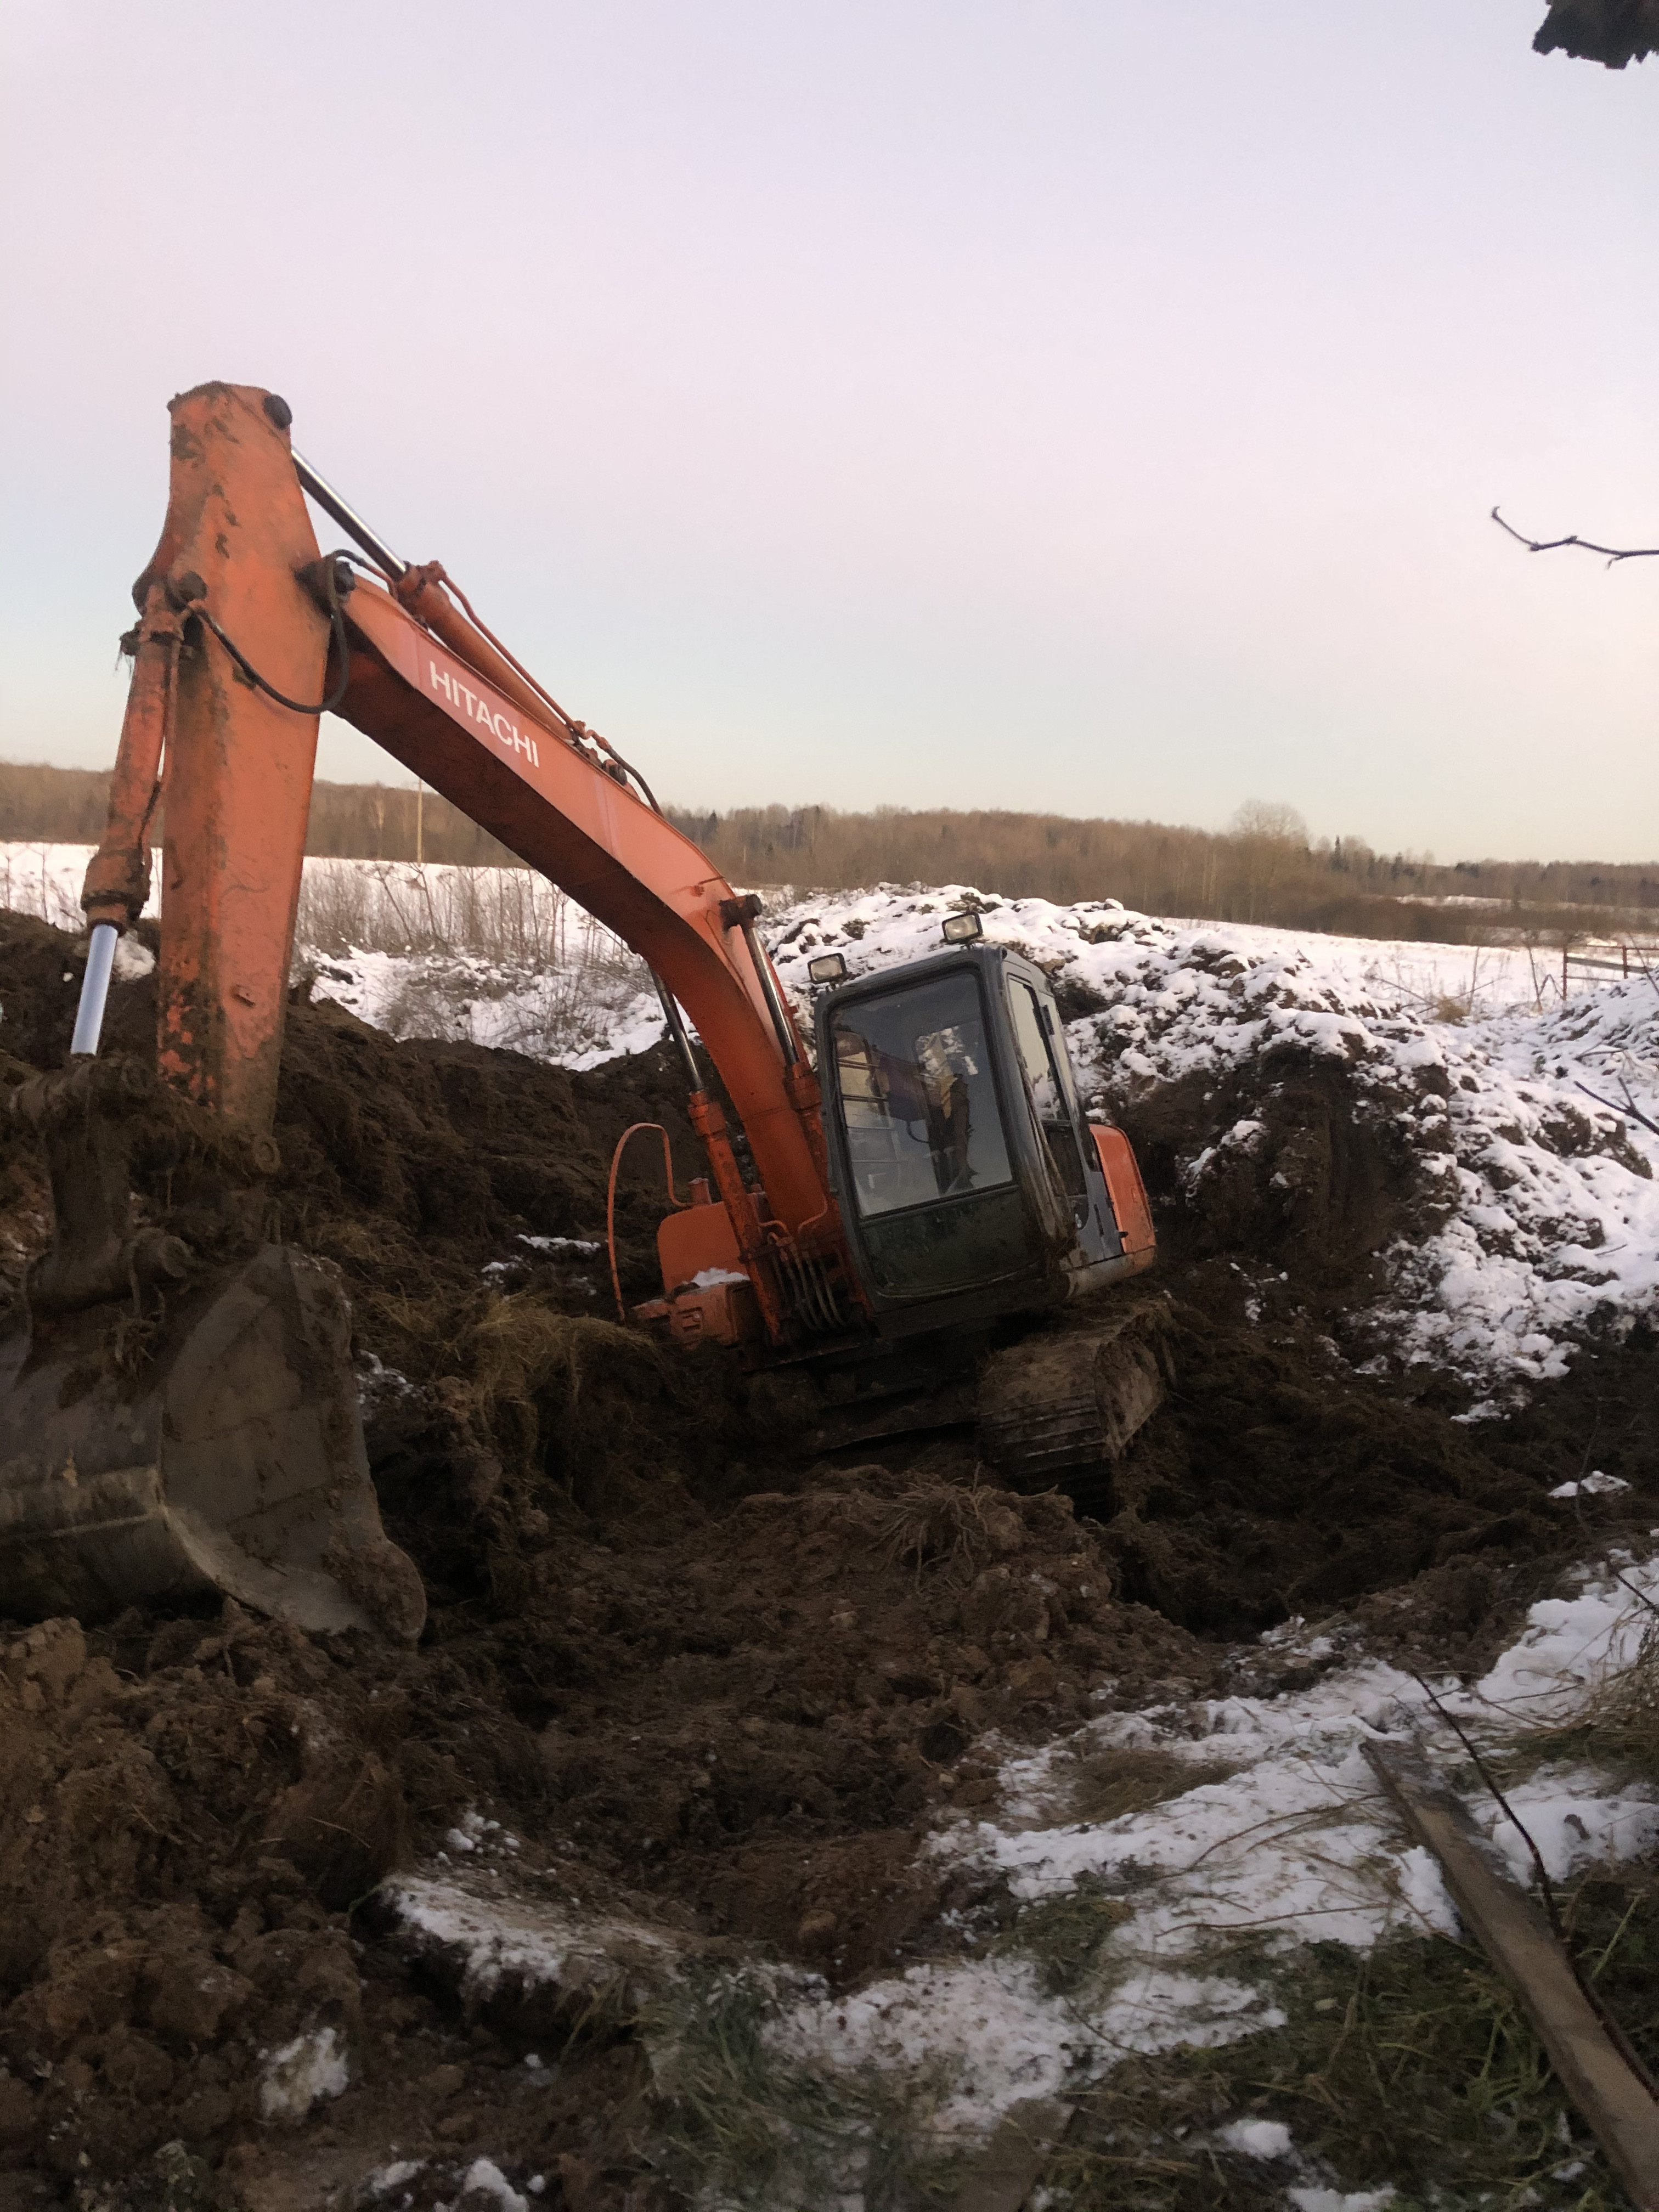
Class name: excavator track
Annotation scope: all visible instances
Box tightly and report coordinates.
[977,1304,1171,1494]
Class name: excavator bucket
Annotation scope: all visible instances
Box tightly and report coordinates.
[0,1059,426,1641]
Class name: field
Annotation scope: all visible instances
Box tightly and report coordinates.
[2,852,1658,2211]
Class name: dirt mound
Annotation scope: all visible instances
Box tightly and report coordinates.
[1098,1032,1659,1643]
[1121,1046,1443,1300]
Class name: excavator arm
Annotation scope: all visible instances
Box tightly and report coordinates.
[78,382,860,1347]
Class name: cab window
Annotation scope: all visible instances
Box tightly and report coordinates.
[1009,979,1088,1200]
[831,972,1013,1218]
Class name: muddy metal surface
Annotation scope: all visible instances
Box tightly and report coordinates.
[1,907,1656,2209]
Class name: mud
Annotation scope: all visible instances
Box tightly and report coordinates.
[2,906,1657,2206]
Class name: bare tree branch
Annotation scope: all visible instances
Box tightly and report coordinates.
[1577,1076,1659,1139]
[1492,507,1659,567]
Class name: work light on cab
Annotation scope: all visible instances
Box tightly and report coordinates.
[808,952,849,984]
[941,911,984,944]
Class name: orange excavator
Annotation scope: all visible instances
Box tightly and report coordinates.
[0,383,1161,1639]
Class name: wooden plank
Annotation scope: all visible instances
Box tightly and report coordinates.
[947,2096,1074,2212]
[1366,1739,1659,2212]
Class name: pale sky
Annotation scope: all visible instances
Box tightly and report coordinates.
[2,2,1654,861]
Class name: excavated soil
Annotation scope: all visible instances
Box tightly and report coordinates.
[1,907,1657,2209]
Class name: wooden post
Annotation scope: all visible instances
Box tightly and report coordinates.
[1365,1741,1659,2211]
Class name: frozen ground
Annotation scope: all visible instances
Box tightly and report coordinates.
[7,851,1657,1389]
[810,1553,1659,2123]
[380,1553,1659,2202]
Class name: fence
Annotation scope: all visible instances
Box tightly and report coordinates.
[1563,941,1659,996]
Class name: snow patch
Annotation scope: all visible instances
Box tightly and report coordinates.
[1289,2191,1396,2212]
[461,2160,529,2212]
[385,1872,681,2009]
[1218,2117,1294,2158]
[363,2164,426,2199]
[258,2025,349,2120]
[1549,1470,1630,1499]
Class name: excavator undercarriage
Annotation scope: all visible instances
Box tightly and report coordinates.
[789,1299,1172,1506]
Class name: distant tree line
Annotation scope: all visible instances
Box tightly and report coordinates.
[0,763,521,868]
[664,797,1656,940]
[4,761,1653,941]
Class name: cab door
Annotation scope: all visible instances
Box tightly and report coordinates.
[1006,975,1091,1223]
[1002,969,1130,1276]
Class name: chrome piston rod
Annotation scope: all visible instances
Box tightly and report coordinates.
[69,921,120,1058]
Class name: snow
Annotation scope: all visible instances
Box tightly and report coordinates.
[297,940,662,1067]
[10,848,1656,1395]
[1219,2117,1294,2158]
[1549,1470,1630,1499]
[257,2024,350,2120]
[363,2165,426,2200]
[755,1553,1659,2141]
[1480,1764,1659,1887]
[111,933,154,980]
[1289,2191,1395,2212]
[1472,1552,1659,1722]
[461,2160,529,2212]
[384,1870,682,2011]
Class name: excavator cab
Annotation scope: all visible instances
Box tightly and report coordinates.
[816,942,1153,1336]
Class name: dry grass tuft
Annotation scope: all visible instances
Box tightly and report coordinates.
[447,1296,674,1502]
[1043,1875,1659,2209]
[1575,1605,1659,1785]
[642,1968,962,2209]
[998,1888,1133,1995]
[1064,1745,1229,1826]
[873,1479,1000,1581]
[1503,1596,1659,1795]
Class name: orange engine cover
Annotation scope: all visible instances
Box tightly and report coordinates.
[657,1193,743,1295]
[1091,1125,1156,1265]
